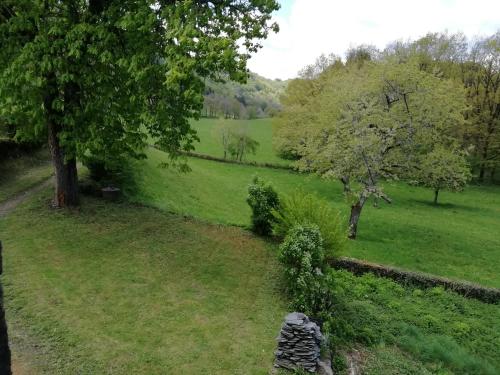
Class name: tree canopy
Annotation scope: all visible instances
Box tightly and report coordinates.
[412,146,471,204]
[384,31,500,182]
[0,0,279,206]
[277,58,467,238]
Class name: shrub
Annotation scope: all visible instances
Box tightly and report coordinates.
[273,190,346,258]
[82,154,129,185]
[279,224,332,316]
[85,157,109,182]
[246,176,279,235]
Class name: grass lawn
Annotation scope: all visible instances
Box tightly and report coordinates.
[0,191,287,374]
[1,189,498,374]
[190,118,290,166]
[127,147,500,288]
[0,148,52,203]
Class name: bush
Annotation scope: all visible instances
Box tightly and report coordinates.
[279,224,332,316]
[246,176,279,235]
[82,154,128,185]
[85,157,109,182]
[273,190,346,258]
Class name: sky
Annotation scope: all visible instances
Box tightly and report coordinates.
[247,0,500,80]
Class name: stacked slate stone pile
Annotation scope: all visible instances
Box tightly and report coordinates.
[274,312,323,373]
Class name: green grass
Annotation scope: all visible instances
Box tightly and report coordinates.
[190,118,289,165]
[1,191,286,374]
[2,148,499,374]
[127,147,500,288]
[328,270,500,375]
[2,190,498,374]
[0,148,52,203]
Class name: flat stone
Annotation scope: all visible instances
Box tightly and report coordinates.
[274,312,323,373]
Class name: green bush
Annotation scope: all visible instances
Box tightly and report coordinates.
[273,190,346,258]
[246,176,279,235]
[278,224,332,316]
[85,157,109,182]
[82,154,129,185]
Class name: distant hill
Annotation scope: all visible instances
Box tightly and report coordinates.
[202,72,287,119]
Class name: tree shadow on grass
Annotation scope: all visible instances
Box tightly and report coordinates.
[409,199,483,213]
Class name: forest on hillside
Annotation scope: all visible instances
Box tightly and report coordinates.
[202,72,287,119]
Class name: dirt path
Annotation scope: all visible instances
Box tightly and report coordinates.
[0,178,53,218]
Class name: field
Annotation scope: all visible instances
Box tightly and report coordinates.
[127,146,500,288]
[190,118,289,166]
[1,119,499,374]
[1,191,287,374]
[1,189,498,374]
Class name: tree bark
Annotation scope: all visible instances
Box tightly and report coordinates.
[340,176,351,193]
[434,189,439,205]
[348,195,367,239]
[479,165,486,182]
[47,120,79,207]
[478,141,490,182]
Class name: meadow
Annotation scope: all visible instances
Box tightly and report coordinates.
[1,133,499,374]
[1,191,287,374]
[190,118,290,166]
[127,146,500,288]
[1,187,498,374]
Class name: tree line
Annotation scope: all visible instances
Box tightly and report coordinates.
[202,72,286,120]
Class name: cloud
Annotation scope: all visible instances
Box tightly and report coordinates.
[247,0,500,79]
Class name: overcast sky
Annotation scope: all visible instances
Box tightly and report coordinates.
[247,0,500,80]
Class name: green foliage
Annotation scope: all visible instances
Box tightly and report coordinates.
[0,0,279,202]
[412,146,472,203]
[278,224,331,316]
[279,56,467,237]
[215,121,260,161]
[397,31,500,182]
[273,190,346,258]
[228,132,259,162]
[297,59,466,192]
[325,270,500,374]
[128,147,500,287]
[246,176,280,235]
[193,118,290,165]
[398,326,497,375]
[331,353,348,373]
[203,72,287,119]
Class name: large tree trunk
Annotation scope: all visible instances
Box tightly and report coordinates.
[47,121,79,207]
[434,189,439,205]
[348,195,367,240]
